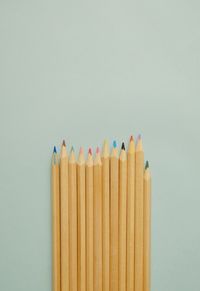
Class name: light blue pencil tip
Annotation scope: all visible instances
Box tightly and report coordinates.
[53,146,57,153]
[113,140,117,148]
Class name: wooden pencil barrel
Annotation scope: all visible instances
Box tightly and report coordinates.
[110,150,119,291]
[69,155,77,291]
[93,158,103,291]
[52,159,60,291]
[135,140,144,291]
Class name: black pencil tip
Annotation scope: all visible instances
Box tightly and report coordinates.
[145,160,149,169]
[62,139,66,146]
[121,142,125,150]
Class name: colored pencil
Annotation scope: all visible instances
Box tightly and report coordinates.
[127,136,135,291]
[77,147,86,291]
[135,136,144,291]
[69,147,77,291]
[119,142,127,291]
[51,136,151,291]
[52,146,61,291]
[110,141,119,291]
[93,147,103,291]
[143,162,151,291]
[60,140,69,291]
[102,140,110,291]
[86,148,94,291]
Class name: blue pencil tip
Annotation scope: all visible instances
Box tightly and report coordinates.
[113,140,117,148]
[53,146,57,153]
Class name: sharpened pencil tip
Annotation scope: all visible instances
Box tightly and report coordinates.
[88,148,92,155]
[138,134,141,140]
[145,160,149,169]
[53,146,57,153]
[70,146,74,152]
[113,140,117,148]
[130,135,134,141]
[121,142,125,150]
[96,147,100,154]
[62,139,66,146]
[79,147,83,154]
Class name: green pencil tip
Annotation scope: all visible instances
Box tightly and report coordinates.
[145,160,149,169]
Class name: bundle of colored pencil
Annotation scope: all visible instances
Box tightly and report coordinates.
[51,135,151,291]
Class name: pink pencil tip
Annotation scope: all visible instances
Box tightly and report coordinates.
[96,147,100,154]
[88,148,92,155]
[138,134,141,140]
[79,147,83,154]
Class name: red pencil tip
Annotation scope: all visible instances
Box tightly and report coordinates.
[88,148,92,155]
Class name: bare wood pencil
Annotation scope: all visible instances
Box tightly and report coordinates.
[134,136,144,291]
[86,149,93,291]
[119,143,127,291]
[110,142,119,291]
[60,141,69,291]
[52,147,61,291]
[143,162,151,291]
[127,136,135,291]
[77,148,86,291]
[69,148,77,291]
[93,148,103,291]
[102,141,110,291]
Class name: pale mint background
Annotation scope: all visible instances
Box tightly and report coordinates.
[0,1,200,290]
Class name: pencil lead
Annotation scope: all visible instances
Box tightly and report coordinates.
[53,146,57,153]
[130,135,134,141]
[96,147,100,154]
[113,140,117,148]
[136,134,142,146]
[62,139,66,147]
[145,160,149,169]
[88,148,92,155]
[121,142,125,150]
[70,146,74,152]
[103,139,109,149]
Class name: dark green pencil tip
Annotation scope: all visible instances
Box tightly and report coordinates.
[121,142,125,150]
[145,160,149,169]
